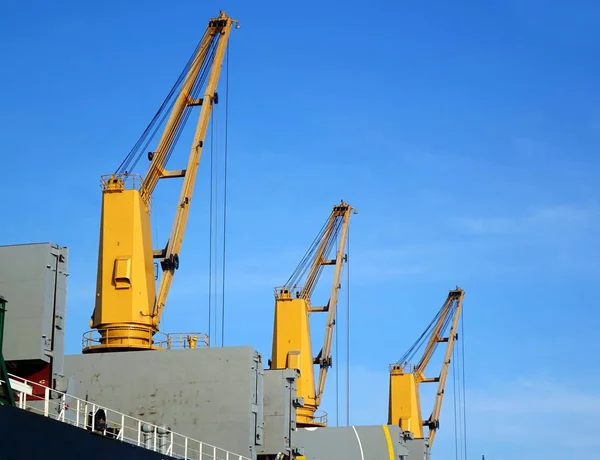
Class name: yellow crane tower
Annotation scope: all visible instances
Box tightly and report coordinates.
[388,287,465,448]
[82,11,238,354]
[269,201,356,428]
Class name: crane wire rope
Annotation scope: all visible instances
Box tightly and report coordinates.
[335,293,339,426]
[451,304,461,458]
[208,108,214,345]
[214,88,220,347]
[209,99,221,347]
[335,228,339,426]
[304,218,342,296]
[283,215,344,295]
[345,225,350,426]
[333,223,351,427]
[461,310,468,459]
[220,41,230,347]
[116,35,219,176]
[452,351,459,460]
[395,308,445,366]
[394,299,453,368]
[458,337,465,460]
[204,36,225,347]
[451,307,468,460]
[114,41,198,175]
[208,41,230,348]
[459,312,467,459]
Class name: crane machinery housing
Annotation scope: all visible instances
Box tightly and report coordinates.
[269,201,355,428]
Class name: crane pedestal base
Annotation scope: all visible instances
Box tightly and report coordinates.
[82,325,160,354]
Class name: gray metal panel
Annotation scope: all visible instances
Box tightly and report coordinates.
[0,242,68,369]
[406,438,429,460]
[296,424,411,460]
[258,369,299,456]
[63,346,264,459]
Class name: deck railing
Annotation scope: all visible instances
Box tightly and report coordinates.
[2,373,251,460]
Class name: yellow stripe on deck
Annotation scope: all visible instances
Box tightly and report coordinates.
[382,425,394,460]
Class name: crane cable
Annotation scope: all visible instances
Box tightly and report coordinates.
[345,225,350,426]
[284,216,344,297]
[452,310,468,460]
[213,87,220,346]
[334,223,351,427]
[394,298,454,367]
[284,220,329,288]
[220,41,230,347]
[461,313,468,459]
[115,40,199,174]
[335,222,339,424]
[115,33,219,176]
[452,344,459,460]
[207,40,231,348]
[335,277,339,426]
[207,107,215,345]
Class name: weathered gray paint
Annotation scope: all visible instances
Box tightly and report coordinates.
[64,346,264,459]
[259,369,299,456]
[296,424,411,459]
[406,438,430,460]
[0,242,68,389]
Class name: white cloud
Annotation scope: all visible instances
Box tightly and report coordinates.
[349,244,458,282]
[469,378,600,416]
[457,204,598,236]
[321,366,600,454]
[350,250,428,281]
[464,378,600,450]
[344,204,599,283]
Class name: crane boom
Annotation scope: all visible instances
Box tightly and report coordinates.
[139,29,216,202]
[269,201,355,427]
[152,17,233,323]
[387,287,465,448]
[83,11,238,354]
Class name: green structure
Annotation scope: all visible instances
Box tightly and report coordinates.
[0,296,15,406]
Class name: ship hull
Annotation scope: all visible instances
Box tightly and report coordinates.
[0,404,168,460]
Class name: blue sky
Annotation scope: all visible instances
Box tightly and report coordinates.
[1,0,600,459]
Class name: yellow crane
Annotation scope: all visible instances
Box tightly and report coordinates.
[269,201,356,428]
[387,287,465,448]
[83,11,238,354]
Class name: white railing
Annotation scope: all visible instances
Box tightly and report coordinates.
[2,373,251,460]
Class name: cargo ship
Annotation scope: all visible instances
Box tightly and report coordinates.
[0,11,466,460]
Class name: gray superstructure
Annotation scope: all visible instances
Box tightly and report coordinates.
[0,242,431,460]
[0,242,68,393]
[64,346,264,457]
